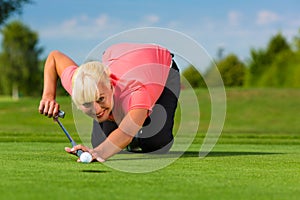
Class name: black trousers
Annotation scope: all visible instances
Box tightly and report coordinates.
[91,60,180,153]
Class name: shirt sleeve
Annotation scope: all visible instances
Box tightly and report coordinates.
[128,89,152,112]
[61,65,78,95]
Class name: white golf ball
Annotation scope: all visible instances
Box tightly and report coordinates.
[80,152,92,163]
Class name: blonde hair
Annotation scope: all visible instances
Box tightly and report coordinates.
[72,61,110,108]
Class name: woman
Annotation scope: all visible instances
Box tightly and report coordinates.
[39,43,180,162]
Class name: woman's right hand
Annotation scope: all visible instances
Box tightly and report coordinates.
[38,50,77,118]
[38,98,60,118]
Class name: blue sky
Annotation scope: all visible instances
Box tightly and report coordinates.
[5,0,300,66]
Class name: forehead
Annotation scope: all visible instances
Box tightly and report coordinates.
[97,82,112,95]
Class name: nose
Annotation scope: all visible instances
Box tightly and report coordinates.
[93,102,105,113]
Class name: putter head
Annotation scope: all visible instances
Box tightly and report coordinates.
[58,110,65,118]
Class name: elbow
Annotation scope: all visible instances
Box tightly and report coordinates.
[48,50,62,57]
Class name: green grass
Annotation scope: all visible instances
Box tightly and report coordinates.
[0,89,300,200]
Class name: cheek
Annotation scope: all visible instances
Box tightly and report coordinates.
[80,106,95,116]
[109,96,114,109]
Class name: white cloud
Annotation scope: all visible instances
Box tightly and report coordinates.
[228,11,242,26]
[168,20,180,27]
[95,14,109,27]
[61,18,77,28]
[256,10,280,25]
[144,14,160,24]
[40,14,117,39]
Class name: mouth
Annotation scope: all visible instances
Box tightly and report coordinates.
[96,110,105,119]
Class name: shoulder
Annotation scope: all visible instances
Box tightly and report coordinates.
[61,65,78,95]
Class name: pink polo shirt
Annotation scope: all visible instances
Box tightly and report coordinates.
[61,43,172,122]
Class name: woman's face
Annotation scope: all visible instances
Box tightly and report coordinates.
[80,83,114,122]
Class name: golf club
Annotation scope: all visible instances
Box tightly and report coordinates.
[54,110,83,157]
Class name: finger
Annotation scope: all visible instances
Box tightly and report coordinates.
[96,156,105,163]
[53,104,60,117]
[71,144,90,152]
[88,152,97,162]
[47,101,56,118]
[65,147,72,153]
[47,104,53,118]
[90,150,105,163]
[39,100,48,115]
[43,101,49,116]
[65,147,77,156]
[38,101,44,114]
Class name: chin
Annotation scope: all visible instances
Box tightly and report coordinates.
[97,116,108,123]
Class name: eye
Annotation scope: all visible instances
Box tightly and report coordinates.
[96,97,105,103]
[82,102,92,108]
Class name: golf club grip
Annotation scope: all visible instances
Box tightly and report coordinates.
[76,149,83,157]
[58,110,65,118]
[71,140,83,157]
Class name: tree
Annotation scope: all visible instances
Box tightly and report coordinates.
[266,32,291,57]
[0,20,43,98]
[293,29,300,52]
[181,65,206,88]
[247,32,291,86]
[0,0,32,25]
[215,54,246,87]
[204,54,246,87]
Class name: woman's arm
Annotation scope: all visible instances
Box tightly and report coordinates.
[68,108,148,161]
[94,108,148,160]
[38,50,77,117]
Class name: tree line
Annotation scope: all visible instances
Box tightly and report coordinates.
[183,31,300,88]
[0,0,66,98]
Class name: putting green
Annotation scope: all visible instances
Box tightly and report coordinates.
[0,89,299,199]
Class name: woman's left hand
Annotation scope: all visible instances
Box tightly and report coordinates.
[65,144,105,163]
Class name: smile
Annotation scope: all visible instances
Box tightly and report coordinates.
[96,110,105,118]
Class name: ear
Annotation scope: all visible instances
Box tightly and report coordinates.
[110,83,114,92]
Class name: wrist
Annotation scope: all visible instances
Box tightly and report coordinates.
[42,91,56,100]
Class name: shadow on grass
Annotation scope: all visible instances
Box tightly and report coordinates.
[109,150,283,161]
[183,151,283,157]
[81,169,110,173]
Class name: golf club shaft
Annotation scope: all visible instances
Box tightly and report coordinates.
[55,112,82,157]
[56,118,76,144]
